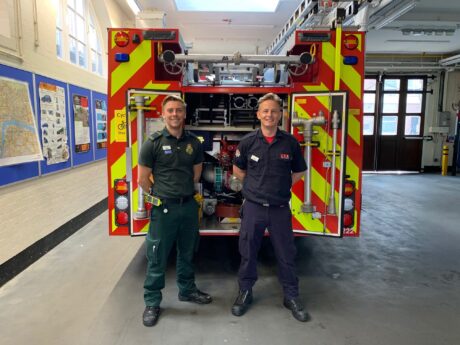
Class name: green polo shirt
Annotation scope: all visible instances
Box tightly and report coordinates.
[138,127,204,198]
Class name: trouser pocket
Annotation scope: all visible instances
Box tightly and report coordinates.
[147,239,161,265]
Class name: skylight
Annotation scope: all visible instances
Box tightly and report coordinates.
[174,0,280,12]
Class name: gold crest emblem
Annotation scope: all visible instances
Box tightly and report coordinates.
[186,143,193,155]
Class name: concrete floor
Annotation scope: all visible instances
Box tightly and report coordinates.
[0,174,459,345]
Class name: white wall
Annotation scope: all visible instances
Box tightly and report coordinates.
[422,71,460,168]
[0,0,130,93]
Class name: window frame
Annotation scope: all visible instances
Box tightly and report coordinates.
[56,0,104,76]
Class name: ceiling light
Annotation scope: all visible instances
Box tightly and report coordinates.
[127,0,140,15]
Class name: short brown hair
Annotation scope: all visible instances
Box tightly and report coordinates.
[162,94,186,109]
[257,93,282,108]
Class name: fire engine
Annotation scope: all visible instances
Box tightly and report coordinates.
[107,23,365,238]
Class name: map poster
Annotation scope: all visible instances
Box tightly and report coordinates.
[95,99,107,149]
[39,82,69,165]
[0,77,43,167]
[72,94,90,153]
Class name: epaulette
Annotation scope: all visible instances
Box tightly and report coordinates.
[148,131,163,142]
[185,130,198,139]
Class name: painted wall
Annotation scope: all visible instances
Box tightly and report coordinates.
[422,71,460,168]
[0,0,131,93]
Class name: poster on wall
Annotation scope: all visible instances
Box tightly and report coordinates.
[72,94,90,153]
[95,99,107,149]
[38,82,69,165]
[0,76,43,167]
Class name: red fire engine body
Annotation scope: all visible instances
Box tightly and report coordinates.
[107,26,365,238]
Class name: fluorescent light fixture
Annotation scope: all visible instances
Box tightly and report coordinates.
[439,54,460,66]
[370,0,418,30]
[127,0,141,15]
[401,27,457,37]
[174,0,279,12]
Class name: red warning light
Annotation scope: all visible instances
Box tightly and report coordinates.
[343,35,358,50]
[114,31,130,47]
[116,211,129,225]
[115,180,129,195]
[344,181,355,196]
[343,212,353,227]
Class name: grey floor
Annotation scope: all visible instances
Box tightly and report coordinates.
[0,174,459,345]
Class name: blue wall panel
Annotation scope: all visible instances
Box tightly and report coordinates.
[68,85,93,167]
[35,75,72,175]
[0,64,39,187]
[91,91,108,161]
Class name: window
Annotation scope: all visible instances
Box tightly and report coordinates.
[382,94,399,113]
[363,78,378,136]
[56,0,103,76]
[363,116,375,135]
[363,93,376,113]
[381,116,398,136]
[404,116,421,135]
[0,0,20,54]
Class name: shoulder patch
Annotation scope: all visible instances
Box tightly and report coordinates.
[148,131,163,142]
[185,131,203,144]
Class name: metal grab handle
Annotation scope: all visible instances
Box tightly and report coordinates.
[404,136,433,141]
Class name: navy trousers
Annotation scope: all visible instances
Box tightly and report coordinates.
[238,200,299,299]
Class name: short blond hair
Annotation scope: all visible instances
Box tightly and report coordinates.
[162,94,186,109]
[257,93,282,108]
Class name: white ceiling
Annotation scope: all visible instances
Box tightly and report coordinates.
[117,0,460,56]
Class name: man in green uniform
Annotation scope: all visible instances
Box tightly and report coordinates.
[138,94,212,327]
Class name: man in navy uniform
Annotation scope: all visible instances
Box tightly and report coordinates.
[138,95,212,327]
[231,93,310,322]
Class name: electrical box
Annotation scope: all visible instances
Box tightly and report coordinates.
[429,126,450,134]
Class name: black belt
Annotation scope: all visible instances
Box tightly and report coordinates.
[161,195,193,204]
[246,199,288,208]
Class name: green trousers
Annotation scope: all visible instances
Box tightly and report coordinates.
[144,199,199,307]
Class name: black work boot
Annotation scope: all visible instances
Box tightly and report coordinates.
[178,289,213,304]
[283,297,311,322]
[231,289,253,316]
[143,306,161,327]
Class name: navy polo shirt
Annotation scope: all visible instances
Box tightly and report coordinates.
[234,129,307,206]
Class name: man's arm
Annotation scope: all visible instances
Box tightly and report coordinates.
[138,164,153,194]
[193,163,203,183]
[233,164,246,182]
[292,171,305,186]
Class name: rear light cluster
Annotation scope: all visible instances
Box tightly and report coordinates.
[114,179,130,226]
[342,180,355,229]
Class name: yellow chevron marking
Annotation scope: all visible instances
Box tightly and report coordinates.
[341,65,361,99]
[294,96,330,118]
[111,31,118,49]
[132,186,139,212]
[304,82,330,92]
[346,156,360,190]
[111,40,152,96]
[143,82,171,90]
[322,41,362,99]
[291,191,327,233]
[348,108,361,146]
[322,42,336,72]
[140,222,149,233]
[111,153,126,181]
[111,209,118,232]
[294,99,342,157]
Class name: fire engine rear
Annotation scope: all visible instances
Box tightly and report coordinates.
[107,25,365,238]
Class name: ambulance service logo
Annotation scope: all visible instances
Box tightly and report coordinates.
[186,143,194,155]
